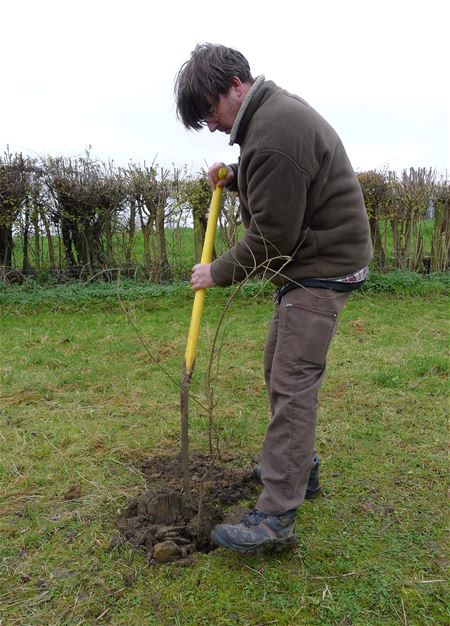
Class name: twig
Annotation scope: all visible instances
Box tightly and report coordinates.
[115,272,208,414]
[411,579,444,584]
[1,589,50,607]
[111,459,147,487]
[96,608,110,621]
[204,255,292,449]
[401,597,408,626]
[309,572,359,580]
[288,606,305,625]
[242,564,266,577]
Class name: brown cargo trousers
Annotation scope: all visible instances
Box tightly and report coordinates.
[256,285,350,514]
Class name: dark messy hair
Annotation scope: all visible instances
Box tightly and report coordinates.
[174,43,254,130]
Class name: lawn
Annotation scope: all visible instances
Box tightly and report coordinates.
[0,281,448,625]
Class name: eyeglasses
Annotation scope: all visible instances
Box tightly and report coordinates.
[200,103,218,125]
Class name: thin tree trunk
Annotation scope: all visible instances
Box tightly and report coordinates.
[32,207,41,270]
[156,202,171,281]
[139,213,152,270]
[0,224,13,267]
[104,219,113,266]
[193,212,206,264]
[369,216,386,271]
[390,218,399,268]
[61,221,75,267]
[22,205,31,271]
[125,201,136,264]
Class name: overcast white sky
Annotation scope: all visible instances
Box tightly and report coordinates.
[2,0,449,176]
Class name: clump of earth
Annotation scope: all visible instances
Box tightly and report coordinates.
[114,452,258,565]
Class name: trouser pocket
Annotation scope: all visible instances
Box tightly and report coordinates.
[283,303,337,367]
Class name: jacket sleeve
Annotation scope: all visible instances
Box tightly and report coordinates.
[210,151,310,286]
[226,162,239,192]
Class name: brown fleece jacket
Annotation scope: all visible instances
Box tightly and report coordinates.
[210,78,372,287]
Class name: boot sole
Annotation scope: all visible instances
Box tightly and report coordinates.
[211,530,297,555]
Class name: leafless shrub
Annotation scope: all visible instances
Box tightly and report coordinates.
[1,149,447,280]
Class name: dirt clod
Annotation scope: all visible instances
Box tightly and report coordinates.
[64,484,82,500]
[153,541,181,563]
[116,451,257,564]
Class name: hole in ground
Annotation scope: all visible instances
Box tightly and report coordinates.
[114,451,258,564]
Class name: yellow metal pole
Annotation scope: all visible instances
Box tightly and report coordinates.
[184,167,228,377]
[180,166,227,504]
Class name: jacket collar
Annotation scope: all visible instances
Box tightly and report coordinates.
[229,74,266,146]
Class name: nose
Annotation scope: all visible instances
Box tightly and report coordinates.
[207,121,218,132]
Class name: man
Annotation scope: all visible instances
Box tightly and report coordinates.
[175,44,372,554]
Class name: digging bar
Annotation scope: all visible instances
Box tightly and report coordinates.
[180,167,228,504]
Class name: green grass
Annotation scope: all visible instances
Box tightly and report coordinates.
[0,284,448,625]
[0,271,448,312]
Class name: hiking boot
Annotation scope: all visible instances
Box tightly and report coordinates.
[252,455,321,499]
[211,508,297,554]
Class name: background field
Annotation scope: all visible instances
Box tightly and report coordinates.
[0,280,448,625]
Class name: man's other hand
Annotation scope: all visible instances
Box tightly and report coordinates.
[191,263,216,290]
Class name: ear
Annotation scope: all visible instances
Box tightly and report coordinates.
[230,76,244,95]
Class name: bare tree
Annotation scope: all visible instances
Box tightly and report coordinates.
[0,150,31,268]
[357,169,390,271]
[126,162,171,281]
[44,153,126,273]
[178,173,214,263]
[219,190,241,254]
[388,167,436,271]
[431,176,450,271]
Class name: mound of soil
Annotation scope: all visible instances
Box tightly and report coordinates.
[115,452,258,564]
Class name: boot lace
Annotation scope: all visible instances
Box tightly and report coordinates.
[241,508,268,527]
